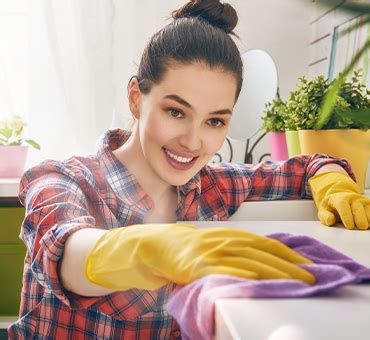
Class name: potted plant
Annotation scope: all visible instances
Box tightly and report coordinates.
[0,115,40,178]
[261,97,289,161]
[285,72,370,191]
[283,75,331,158]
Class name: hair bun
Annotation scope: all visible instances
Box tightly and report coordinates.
[172,0,238,34]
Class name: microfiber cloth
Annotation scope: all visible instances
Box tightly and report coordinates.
[166,233,370,340]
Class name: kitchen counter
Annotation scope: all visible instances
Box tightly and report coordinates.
[0,179,20,198]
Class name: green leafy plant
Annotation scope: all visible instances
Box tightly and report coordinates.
[284,76,329,130]
[261,97,286,132]
[330,70,370,129]
[0,115,40,150]
[316,40,370,129]
[283,72,369,130]
[312,1,370,129]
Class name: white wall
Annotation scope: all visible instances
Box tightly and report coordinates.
[232,0,312,99]
[111,0,184,128]
[227,0,313,163]
[111,0,313,163]
[0,0,27,117]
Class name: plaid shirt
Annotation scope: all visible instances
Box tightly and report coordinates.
[8,129,353,339]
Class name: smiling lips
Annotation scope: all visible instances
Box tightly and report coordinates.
[163,148,197,170]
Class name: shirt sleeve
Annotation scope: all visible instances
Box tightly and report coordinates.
[207,153,355,216]
[19,160,101,309]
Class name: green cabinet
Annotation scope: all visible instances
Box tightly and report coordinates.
[0,206,26,316]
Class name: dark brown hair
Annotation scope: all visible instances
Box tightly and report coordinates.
[136,0,243,100]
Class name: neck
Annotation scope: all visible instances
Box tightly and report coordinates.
[113,127,175,202]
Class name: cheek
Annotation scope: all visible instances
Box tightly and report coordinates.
[202,130,228,155]
[145,113,182,143]
[140,112,165,144]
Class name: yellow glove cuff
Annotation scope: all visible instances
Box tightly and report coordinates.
[309,171,359,202]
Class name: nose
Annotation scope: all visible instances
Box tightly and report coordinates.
[178,124,202,152]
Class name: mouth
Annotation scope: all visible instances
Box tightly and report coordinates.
[163,147,198,171]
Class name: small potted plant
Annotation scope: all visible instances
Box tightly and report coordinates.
[285,71,370,191]
[261,97,289,161]
[283,75,330,158]
[0,115,40,178]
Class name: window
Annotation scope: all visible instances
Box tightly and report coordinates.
[0,0,27,119]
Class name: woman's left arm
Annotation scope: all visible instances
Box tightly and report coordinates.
[314,163,348,175]
[208,154,354,217]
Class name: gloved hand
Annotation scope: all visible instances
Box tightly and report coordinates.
[85,223,315,291]
[309,171,370,230]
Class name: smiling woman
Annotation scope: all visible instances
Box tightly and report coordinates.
[7,0,370,339]
[115,62,237,190]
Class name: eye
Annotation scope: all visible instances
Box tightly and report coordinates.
[207,118,225,128]
[168,109,183,119]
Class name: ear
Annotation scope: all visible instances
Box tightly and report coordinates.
[128,76,141,119]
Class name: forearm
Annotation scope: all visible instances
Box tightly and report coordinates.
[314,163,349,176]
[60,228,115,297]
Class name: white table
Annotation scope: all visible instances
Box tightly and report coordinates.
[193,221,370,340]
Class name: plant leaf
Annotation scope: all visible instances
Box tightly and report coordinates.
[336,108,370,128]
[0,127,12,139]
[315,39,370,129]
[24,139,41,150]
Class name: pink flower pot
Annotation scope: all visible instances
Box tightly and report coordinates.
[0,145,28,178]
[268,132,289,161]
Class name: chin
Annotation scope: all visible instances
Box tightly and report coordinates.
[167,176,193,187]
[162,171,198,186]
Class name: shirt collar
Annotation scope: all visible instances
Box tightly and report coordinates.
[178,172,201,195]
[97,129,151,209]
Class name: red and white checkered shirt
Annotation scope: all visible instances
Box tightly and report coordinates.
[8,129,353,339]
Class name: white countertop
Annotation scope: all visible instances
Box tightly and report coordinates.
[231,189,369,221]
[0,178,21,197]
[0,316,17,330]
[194,221,370,340]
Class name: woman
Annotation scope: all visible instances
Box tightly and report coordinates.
[9,0,369,338]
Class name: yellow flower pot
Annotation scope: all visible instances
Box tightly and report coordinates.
[298,129,370,192]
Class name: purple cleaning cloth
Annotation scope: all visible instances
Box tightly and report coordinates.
[166,233,370,340]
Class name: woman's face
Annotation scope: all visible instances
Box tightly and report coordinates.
[131,62,238,186]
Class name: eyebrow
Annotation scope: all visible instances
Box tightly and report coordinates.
[163,94,232,115]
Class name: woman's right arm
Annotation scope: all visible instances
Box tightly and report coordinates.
[60,228,115,297]
[18,160,118,303]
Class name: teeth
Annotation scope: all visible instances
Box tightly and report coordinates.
[165,149,194,163]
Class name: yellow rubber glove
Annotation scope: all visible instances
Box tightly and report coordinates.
[309,171,370,230]
[85,223,315,291]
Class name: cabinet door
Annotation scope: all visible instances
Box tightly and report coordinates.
[0,207,25,244]
[0,207,26,316]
